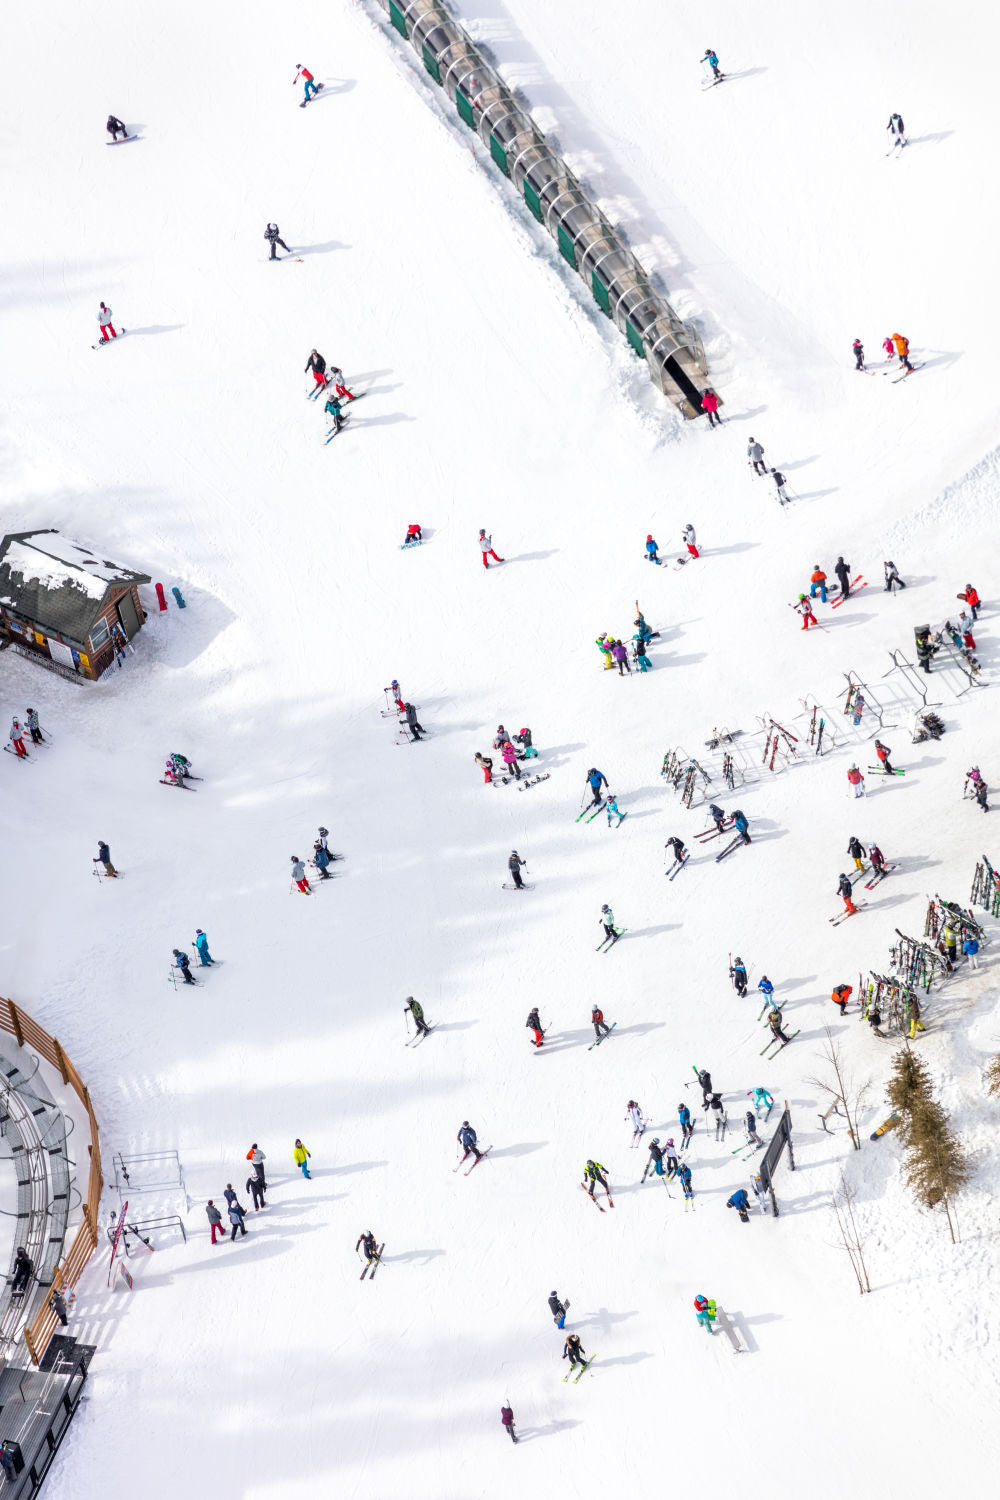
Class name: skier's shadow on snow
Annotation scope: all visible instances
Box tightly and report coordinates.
[517,1420,581,1442]
[296,241,348,257]
[574,1308,638,1334]
[623,925,680,941]
[596,1351,654,1368]
[719,67,769,84]
[723,405,767,424]
[361,413,417,427]
[490,1142,547,1159]
[710,542,760,557]
[788,487,839,503]
[779,455,819,472]
[907,131,954,147]
[504,550,558,564]
[384,1248,446,1264]
[432,1020,477,1031]
[126,324,184,337]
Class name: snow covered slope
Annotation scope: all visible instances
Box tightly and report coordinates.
[1,1,998,1496]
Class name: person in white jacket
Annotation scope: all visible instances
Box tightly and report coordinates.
[682,524,699,559]
[626,1101,645,1140]
[97,302,117,341]
[478,529,503,569]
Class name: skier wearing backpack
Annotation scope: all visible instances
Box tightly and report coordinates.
[886,112,907,148]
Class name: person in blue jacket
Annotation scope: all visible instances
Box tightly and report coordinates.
[586,768,609,808]
[678,1102,693,1144]
[324,393,347,434]
[172,949,197,985]
[645,534,660,564]
[313,841,333,880]
[757,975,774,1004]
[193,929,214,966]
[731,809,751,845]
[701,48,723,81]
[677,1161,694,1200]
[727,1189,751,1221]
[457,1121,483,1163]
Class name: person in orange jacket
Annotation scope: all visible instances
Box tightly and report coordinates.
[701,388,722,428]
[891,332,913,373]
[831,983,853,1015]
[810,566,828,603]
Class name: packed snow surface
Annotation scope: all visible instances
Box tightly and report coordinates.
[1,1,998,1496]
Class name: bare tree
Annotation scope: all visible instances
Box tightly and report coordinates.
[831,1173,871,1293]
[807,1026,873,1150]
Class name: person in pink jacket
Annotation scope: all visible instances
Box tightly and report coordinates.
[847,765,865,798]
[701,388,721,427]
[501,739,521,780]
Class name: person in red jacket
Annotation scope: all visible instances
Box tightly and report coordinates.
[701,388,721,427]
[957,583,980,622]
[293,65,321,105]
[831,983,853,1016]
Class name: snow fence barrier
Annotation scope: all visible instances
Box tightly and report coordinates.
[374,0,709,418]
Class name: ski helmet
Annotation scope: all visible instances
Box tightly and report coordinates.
[601,904,609,912]
[195,928,203,936]
[511,850,518,857]
[798,593,806,601]
[646,534,653,542]
[840,872,848,880]
[318,826,329,836]
[479,528,485,536]
[651,1137,660,1145]
[462,1120,469,1127]
[735,956,743,964]
[551,1290,558,1297]
[586,1160,595,1169]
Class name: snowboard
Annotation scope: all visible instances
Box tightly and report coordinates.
[92,328,127,349]
[870,1113,900,1140]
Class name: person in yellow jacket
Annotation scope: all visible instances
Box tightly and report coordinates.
[293,1138,312,1179]
[596,633,614,669]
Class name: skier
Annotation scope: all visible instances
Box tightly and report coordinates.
[405,996,432,1038]
[162,759,184,787]
[478,529,503,568]
[508,850,528,889]
[847,835,867,871]
[626,1100,645,1139]
[731,809,751,845]
[305,349,329,392]
[563,1333,589,1371]
[357,1230,379,1265]
[837,873,857,916]
[171,949,197,985]
[645,534,660,564]
[645,1138,667,1181]
[501,739,521,780]
[97,302,117,341]
[583,1160,610,1199]
[749,1086,773,1118]
[526,1006,544,1048]
[317,825,334,855]
[678,1102,694,1144]
[193,929,214,965]
[957,583,980,622]
[329,366,355,401]
[833,556,852,597]
[795,595,818,630]
[694,1294,715,1333]
[744,1111,762,1150]
[475,751,493,784]
[727,1188,751,1222]
[293,64,321,104]
[591,1005,611,1041]
[757,975,774,1005]
[767,1007,792,1046]
[665,836,687,868]
[92,840,117,878]
[709,1094,728,1139]
[891,332,913,373]
[907,993,926,1039]
[852,338,865,371]
[708,803,728,834]
[598,904,618,946]
[500,1404,517,1443]
[264,222,290,261]
[403,703,425,741]
[683,524,699,559]
[882,335,896,361]
[293,1139,312,1178]
[701,48,723,81]
[875,740,895,775]
[323,392,347,434]
[246,1171,266,1211]
[246,1145,267,1189]
[810,565,828,603]
[847,765,865,799]
[869,844,887,877]
[663,1138,679,1177]
[25,708,44,745]
[457,1121,484,1163]
[886,112,907,148]
[677,1161,694,1201]
[831,983,853,1016]
[884,560,906,592]
[290,856,311,894]
[206,1201,226,1243]
[611,639,631,676]
[313,841,334,879]
[696,1068,713,1105]
[605,794,625,827]
[701,388,722,426]
[170,752,194,780]
[771,468,789,504]
[730,957,748,996]
[548,1291,568,1329]
[747,437,766,476]
[106,113,128,142]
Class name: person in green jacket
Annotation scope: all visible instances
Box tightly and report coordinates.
[293,1139,311,1179]
[583,1160,610,1199]
[405,996,431,1038]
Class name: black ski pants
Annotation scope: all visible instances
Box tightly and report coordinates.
[587,1175,608,1197]
[706,410,721,427]
[268,237,290,260]
[230,1220,247,1239]
[593,1021,610,1039]
[752,460,766,475]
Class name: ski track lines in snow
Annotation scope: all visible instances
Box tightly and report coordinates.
[2,2,1000,1497]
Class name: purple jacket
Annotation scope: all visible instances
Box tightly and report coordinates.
[612,642,627,662]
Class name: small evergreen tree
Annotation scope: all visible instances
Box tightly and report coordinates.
[986,1053,1000,1099]
[902,1097,970,1242]
[886,1045,931,1117]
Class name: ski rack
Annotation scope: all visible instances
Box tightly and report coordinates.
[883,649,938,710]
[862,972,914,1036]
[971,856,1000,916]
[932,625,987,696]
[840,672,898,734]
[797,695,842,756]
[889,928,941,993]
[112,1150,187,1208]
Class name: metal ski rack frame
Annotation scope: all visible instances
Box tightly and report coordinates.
[840,672,897,733]
[883,650,940,711]
[931,627,987,696]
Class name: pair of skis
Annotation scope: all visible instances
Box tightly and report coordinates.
[588,1022,617,1051]
[760,1029,800,1057]
[831,577,867,607]
[360,1243,385,1280]
[596,928,625,952]
[868,765,906,777]
[454,1147,492,1176]
[666,855,688,880]
[563,1354,598,1383]
[405,1026,434,1047]
[864,864,896,889]
[829,902,868,925]
[716,836,745,863]
[580,1184,614,1212]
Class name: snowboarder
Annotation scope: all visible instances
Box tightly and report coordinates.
[406,997,432,1038]
[747,438,766,476]
[957,583,980,622]
[293,64,321,104]
[694,1294,716,1332]
[767,1008,792,1046]
[678,1102,694,1144]
[701,49,723,81]
[563,1333,589,1371]
[598,904,618,946]
[402,523,422,547]
[591,1005,611,1041]
[891,332,913,373]
[106,114,128,142]
[683,524,699,559]
[264,222,290,261]
[508,850,528,889]
[701,388,721,426]
[501,739,521,780]
[731,810,751,845]
[97,302,117,341]
[665,836,687,868]
[771,468,789,504]
[696,1068,713,1105]
[172,949,197,985]
[605,794,625,827]
[475,751,493,784]
[25,708,44,745]
[795,595,818,630]
[93,840,117,877]
[847,765,865,799]
[583,1160,610,1199]
[626,1100,645,1138]
[875,740,895,775]
[357,1231,379,1265]
[708,803,728,834]
[478,529,503,568]
[193,929,214,965]
[457,1121,483,1163]
[526,1006,544,1048]
[634,605,659,642]
[290,856,311,894]
[313,841,334,878]
[324,392,347,434]
[644,534,660,564]
[305,349,329,392]
[852,338,865,370]
[403,703,425,741]
[293,1138,311,1178]
[548,1291,568,1328]
[884,560,905,592]
[727,1188,751,1222]
[500,1404,517,1443]
[810,565,828,603]
[228,1201,248,1240]
[833,556,852,597]
[837,873,857,916]
[730,957,748,996]
[847,835,867,871]
[887,112,907,148]
[329,366,355,400]
[831,983,853,1016]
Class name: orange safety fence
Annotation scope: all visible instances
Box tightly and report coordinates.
[0,999,102,1364]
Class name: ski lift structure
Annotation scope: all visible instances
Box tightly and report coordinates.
[377,0,709,418]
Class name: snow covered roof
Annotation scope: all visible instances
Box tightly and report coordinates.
[0,530,150,643]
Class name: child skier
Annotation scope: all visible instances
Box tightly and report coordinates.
[852,338,865,370]
[727,1189,751,1222]
[598,904,618,945]
[563,1333,589,1371]
[694,1294,716,1331]
[626,1100,644,1140]
[324,393,347,434]
[604,794,625,827]
[645,534,660,563]
[172,949,197,985]
[290,856,311,894]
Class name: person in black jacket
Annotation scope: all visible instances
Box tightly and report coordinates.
[697,1068,713,1104]
[548,1291,567,1328]
[264,222,290,261]
[11,1248,32,1295]
[526,1007,543,1047]
[106,114,128,142]
[246,1174,266,1211]
[93,840,117,877]
[833,556,852,598]
[305,349,328,395]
